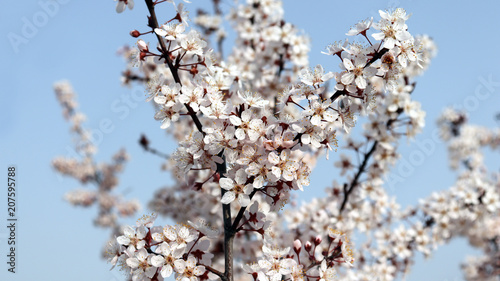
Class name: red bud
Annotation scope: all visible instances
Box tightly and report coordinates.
[130,30,141,38]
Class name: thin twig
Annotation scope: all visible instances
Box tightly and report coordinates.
[144,0,204,134]
[339,140,378,212]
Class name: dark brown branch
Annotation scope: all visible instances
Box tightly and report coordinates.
[203,264,225,280]
[231,189,259,230]
[144,2,232,279]
[338,77,417,212]
[145,0,204,135]
[339,140,378,212]
[366,47,388,68]
[222,199,233,281]
[215,151,232,281]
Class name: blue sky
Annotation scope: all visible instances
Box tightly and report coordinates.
[1,0,499,280]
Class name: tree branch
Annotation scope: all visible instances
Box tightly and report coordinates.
[339,140,378,212]
[338,76,416,212]
[231,189,259,230]
[203,264,226,280]
[144,0,204,134]
[144,1,232,279]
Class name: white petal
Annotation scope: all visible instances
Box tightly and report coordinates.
[136,248,149,261]
[301,134,311,144]
[116,2,126,13]
[178,226,189,239]
[186,256,196,268]
[272,166,282,179]
[151,232,163,242]
[127,1,135,9]
[145,267,156,278]
[117,236,130,245]
[253,176,264,189]
[155,28,167,37]
[235,169,248,184]
[160,264,173,278]
[154,95,166,104]
[221,191,236,204]
[193,265,205,275]
[239,194,251,207]
[311,115,321,126]
[126,258,139,269]
[229,115,242,126]
[123,226,135,237]
[282,170,294,181]
[355,76,367,89]
[322,71,334,82]
[235,128,246,140]
[174,259,186,272]
[343,58,354,70]
[241,110,252,121]
[268,152,280,164]
[160,119,171,129]
[136,227,147,239]
[219,178,234,190]
[372,32,385,41]
[258,259,272,270]
[164,225,177,241]
[323,110,335,122]
[341,72,355,85]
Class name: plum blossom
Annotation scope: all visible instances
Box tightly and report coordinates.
[220,169,253,206]
[174,255,206,281]
[299,65,334,86]
[341,57,377,89]
[180,30,207,56]
[115,0,134,13]
[372,9,412,49]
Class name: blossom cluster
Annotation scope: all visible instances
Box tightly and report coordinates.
[53,81,140,228]
[243,229,355,281]
[52,0,500,280]
[437,109,500,280]
[109,1,438,279]
[123,1,433,219]
[107,214,216,281]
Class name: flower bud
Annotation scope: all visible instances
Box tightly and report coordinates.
[314,235,322,245]
[137,39,148,52]
[304,241,312,252]
[293,239,302,254]
[130,30,141,38]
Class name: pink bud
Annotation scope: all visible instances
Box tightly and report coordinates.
[293,239,302,253]
[304,241,312,252]
[137,39,148,52]
[314,235,322,245]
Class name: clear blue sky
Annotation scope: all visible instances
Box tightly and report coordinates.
[1,0,499,280]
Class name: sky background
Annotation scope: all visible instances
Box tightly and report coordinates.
[1,0,500,280]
